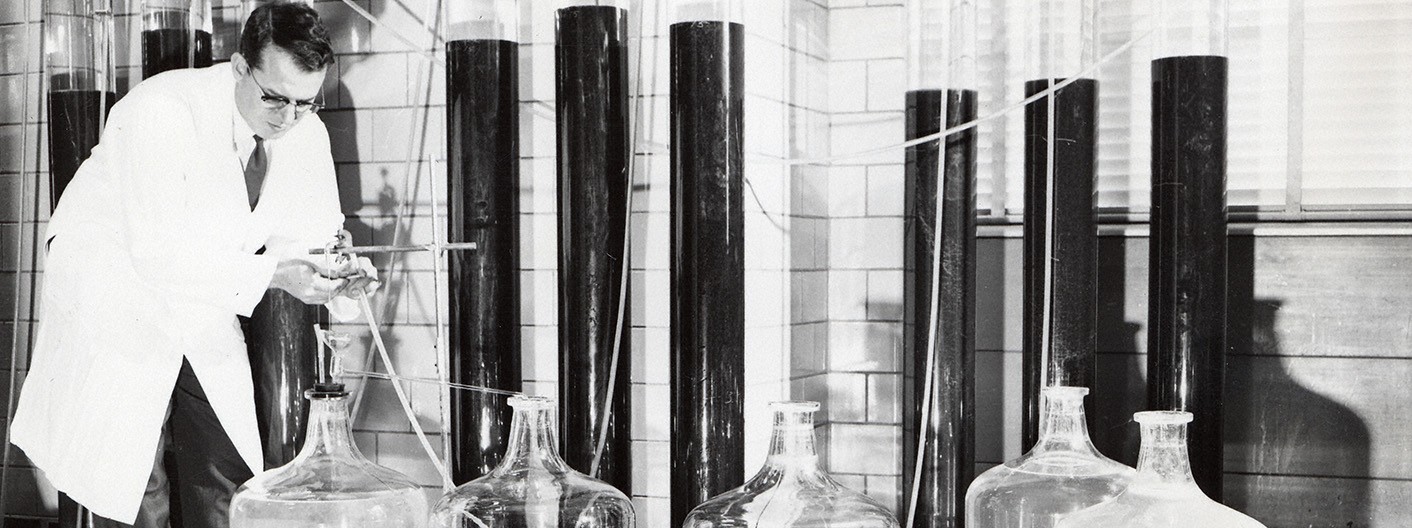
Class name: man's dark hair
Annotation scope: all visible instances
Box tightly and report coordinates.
[239,2,335,72]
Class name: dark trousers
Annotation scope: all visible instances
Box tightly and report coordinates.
[61,358,254,528]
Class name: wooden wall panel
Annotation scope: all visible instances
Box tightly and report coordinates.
[977,234,1412,526]
[1226,474,1412,528]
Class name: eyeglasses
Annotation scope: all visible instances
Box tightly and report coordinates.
[249,68,324,116]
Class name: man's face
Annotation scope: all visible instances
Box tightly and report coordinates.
[233,47,327,140]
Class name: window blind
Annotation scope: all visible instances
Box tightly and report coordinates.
[974,0,1412,222]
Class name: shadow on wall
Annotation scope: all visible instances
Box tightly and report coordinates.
[1088,236,1372,526]
[1090,237,1145,466]
[1225,239,1371,527]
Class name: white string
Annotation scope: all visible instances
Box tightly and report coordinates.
[344,369,525,397]
[347,0,443,424]
[1,2,40,524]
[901,25,1154,526]
[357,291,454,489]
[586,0,654,480]
[338,0,443,67]
[747,26,1154,168]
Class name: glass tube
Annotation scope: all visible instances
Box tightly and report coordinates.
[44,0,115,210]
[1154,0,1227,59]
[671,0,742,24]
[554,0,633,496]
[906,0,976,91]
[668,0,745,525]
[1148,0,1229,501]
[141,0,212,79]
[902,0,978,526]
[444,0,522,486]
[446,0,517,41]
[1020,0,1100,451]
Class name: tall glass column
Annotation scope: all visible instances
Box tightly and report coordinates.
[141,0,212,79]
[1020,0,1100,451]
[901,0,977,526]
[1147,0,1229,501]
[669,0,745,525]
[445,0,521,485]
[44,0,115,210]
[555,0,633,496]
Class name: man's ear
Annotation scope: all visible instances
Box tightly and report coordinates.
[231,52,248,76]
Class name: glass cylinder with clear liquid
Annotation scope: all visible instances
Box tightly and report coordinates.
[966,386,1134,527]
[229,382,429,528]
[430,395,635,528]
[683,401,900,528]
[1055,411,1266,528]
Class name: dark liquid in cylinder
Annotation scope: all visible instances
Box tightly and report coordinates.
[47,90,116,209]
[143,29,214,79]
[445,38,521,485]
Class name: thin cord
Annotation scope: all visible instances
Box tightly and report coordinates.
[1,2,40,524]
[347,0,443,423]
[903,10,956,524]
[748,26,1154,168]
[344,369,525,398]
[587,0,651,479]
[902,23,1153,526]
[357,291,454,489]
[338,0,444,67]
[410,0,456,491]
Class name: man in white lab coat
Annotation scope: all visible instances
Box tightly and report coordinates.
[10,3,373,527]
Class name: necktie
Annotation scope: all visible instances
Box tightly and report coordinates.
[244,135,267,210]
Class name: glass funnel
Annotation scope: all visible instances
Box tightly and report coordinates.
[430,395,635,527]
[965,386,1134,528]
[229,382,429,528]
[682,401,900,528]
[1055,411,1266,528]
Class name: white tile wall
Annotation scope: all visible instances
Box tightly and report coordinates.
[0,0,911,522]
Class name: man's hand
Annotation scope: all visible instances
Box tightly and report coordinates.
[330,256,380,299]
[271,259,348,304]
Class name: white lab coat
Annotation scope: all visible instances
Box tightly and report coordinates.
[10,63,346,524]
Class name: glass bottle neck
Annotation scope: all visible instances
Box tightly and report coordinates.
[764,406,821,473]
[1033,391,1101,454]
[499,404,570,472]
[1135,422,1198,486]
[300,395,359,459]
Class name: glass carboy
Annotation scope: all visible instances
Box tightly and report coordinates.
[229,382,429,528]
[430,395,635,527]
[682,401,900,528]
[965,386,1134,527]
[1056,411,1266,528]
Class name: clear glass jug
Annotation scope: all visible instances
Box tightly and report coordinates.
[682,401,901,528]
[229,382,429,528]
[1056,411,1266,528]
[965,386,1134,527]
[430,395,635,527]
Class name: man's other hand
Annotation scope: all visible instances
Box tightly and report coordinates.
[331,256,380,300]
[271,259,347,304]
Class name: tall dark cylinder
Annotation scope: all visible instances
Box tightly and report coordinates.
[47,87,115,210]
[902,89,977,528]
[446,37,522,484]
[142,29,213,79]
[554,4,632,494]
[141,2,212,79]
[1148,55,1228,500]
[669,19,745,527]
[1020,78,1099,451]
[242,290,320,468]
